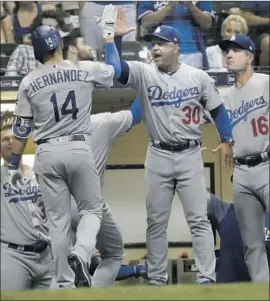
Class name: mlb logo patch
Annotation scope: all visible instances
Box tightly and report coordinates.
[100,64,112,74]
[230,35,236,41]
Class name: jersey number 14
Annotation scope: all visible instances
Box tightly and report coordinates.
[50,90,78,122]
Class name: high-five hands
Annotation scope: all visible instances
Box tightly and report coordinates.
[98,5,136,39]
[99,4,118,40]
[115,7,136,37]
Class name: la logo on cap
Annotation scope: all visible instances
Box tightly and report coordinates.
[230,35,236,41]
[155,27,161,33]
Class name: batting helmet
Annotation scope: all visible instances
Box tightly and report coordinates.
[31,25,62,63]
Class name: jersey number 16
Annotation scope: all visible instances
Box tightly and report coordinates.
[251,116,269,137]
[50,90,79,122]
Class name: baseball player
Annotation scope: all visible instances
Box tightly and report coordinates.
[207,192,270,283]
[73,98,143,288]
[8,6,121,289]
[60,27,144,287]
[1,112,54,291]
[69,96,147,286]
[68,98,147,287]
[114,10,234,285]
[219,34,269,282]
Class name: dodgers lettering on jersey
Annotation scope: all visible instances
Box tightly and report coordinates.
[14,60,114,142]
[224,73,269,157]
[126,62,223,143]
[1,166,49,245]
[90,111,132,188]
[148,85,200,107]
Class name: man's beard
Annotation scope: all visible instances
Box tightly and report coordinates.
[79,54,95,62]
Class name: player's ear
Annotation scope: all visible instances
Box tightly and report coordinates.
[245,51,254,65]
[69,45,77,55]
[249,53,255,66]
[174,44,179,55]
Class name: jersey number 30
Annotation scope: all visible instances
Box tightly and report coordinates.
[50,90,78,122]
[182,105,200,125]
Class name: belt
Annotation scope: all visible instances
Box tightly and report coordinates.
[37,134,86,146]
[7,241,48,253]
[234,151,270,167]
[152,140,200,152]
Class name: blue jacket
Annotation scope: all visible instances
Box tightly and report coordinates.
[138,1,215,59]
[207,193,269,282]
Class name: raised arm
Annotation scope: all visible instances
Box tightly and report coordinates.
[241,11,270,26]
[101,5,121,79]
[182,1,213,30]
[114,36,130,85]
[138,2,177,29]
[240,2,270,27]
[113,7,137,85]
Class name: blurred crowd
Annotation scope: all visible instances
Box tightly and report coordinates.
[0,1,269,77]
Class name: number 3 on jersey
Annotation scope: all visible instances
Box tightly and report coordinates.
[50,90,78,122]
[182,105,200,125]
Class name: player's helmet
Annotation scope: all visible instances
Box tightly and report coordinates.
[31,25,63,63]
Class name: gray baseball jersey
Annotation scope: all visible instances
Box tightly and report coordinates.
[14,60,114,142]
[1,165,49,245]
[90,111,132,187]
[226,73,270,282]
[70,111,132,288]
[224,73,269,157]
[126,62,223,143]
[125,61,218,284]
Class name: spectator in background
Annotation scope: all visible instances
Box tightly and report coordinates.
[40,9,73,38]
[207,14,248,72]
[5,10,73,76]
[59,1,79,15]
[138,1,215,69]
[0,2,43,44]
[240,1,270,67]
[1,2,6,21]
[1,2,15,21]
[79,1,137,53]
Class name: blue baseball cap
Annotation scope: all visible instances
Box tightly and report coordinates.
[219,34,255,55]
[144,25,180,44]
